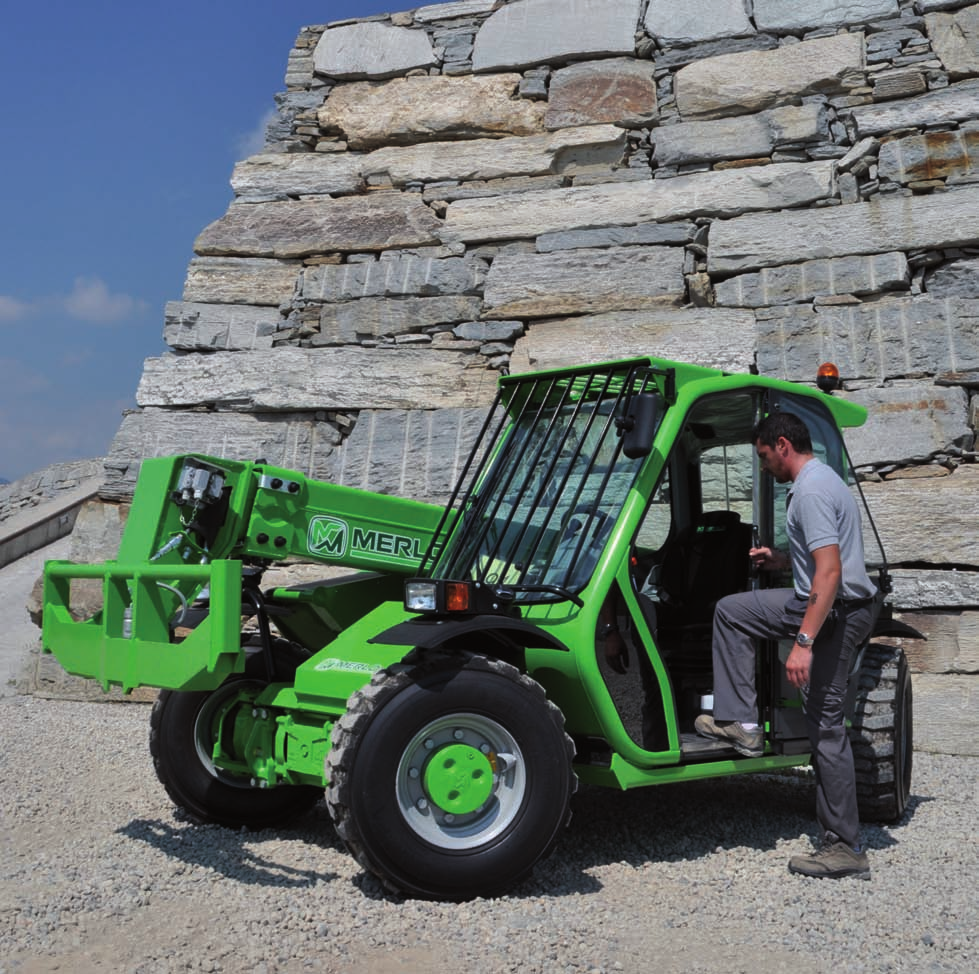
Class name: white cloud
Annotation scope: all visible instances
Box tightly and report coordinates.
[62,276,147,324]
[235,108,278,159]
[0,295,31,321]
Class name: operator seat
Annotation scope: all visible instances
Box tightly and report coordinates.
[653,510,752,694]
[655,510,752,631]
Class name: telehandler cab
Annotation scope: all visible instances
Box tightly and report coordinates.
[42,357,916,899]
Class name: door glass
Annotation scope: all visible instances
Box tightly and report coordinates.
[769,392,847,555]
[700,442,755,524]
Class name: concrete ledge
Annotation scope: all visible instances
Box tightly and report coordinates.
[0,479,101,570]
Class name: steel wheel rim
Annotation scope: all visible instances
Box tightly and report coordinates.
[193,680,264,789]
[395,712,526,850]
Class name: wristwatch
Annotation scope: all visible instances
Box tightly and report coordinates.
[796,631,814,648]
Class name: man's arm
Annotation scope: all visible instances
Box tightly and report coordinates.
[785,543,842,689]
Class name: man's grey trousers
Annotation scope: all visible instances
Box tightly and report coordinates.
[711,587,876,848]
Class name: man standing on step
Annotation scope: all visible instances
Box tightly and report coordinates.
[694,411,878,880]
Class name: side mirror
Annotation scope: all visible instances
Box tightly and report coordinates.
[619,393,660,459]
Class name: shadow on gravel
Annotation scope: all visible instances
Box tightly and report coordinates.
[117,779,933,902]
[508,769,925,896]
[119,817,340,887]
[862,793,932,849]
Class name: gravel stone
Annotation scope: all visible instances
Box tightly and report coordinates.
[2,549,975,973]
[0,690,975,973]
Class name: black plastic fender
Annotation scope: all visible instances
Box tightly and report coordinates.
[872,617,926,641]
[368,615,570,653]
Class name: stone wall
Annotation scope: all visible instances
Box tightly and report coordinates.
[85,0,979,682]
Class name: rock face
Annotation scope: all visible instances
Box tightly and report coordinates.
[481,246,686,317]
[925,5,979,79]
[441,161,837,242]
[471,0,641,72]
[75,0,979,685]
[674,33,866,119]
[313,22,437,79]
[136,348,496,411]
[708,189,979,273]
[318,74,548,148]
[544,59,658,130]
[362,125,626,185]
[195,196,443,257]
[753,0,898,34]
[644,0,754,44]
[653,104,828,167]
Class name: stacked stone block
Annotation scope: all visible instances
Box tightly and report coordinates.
[90,0,979,682]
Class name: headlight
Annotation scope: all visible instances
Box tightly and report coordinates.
[405,580,438,612]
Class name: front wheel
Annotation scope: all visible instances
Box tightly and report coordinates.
[326,654,576,900]
[150,643,322,829]
[849,644,913,823]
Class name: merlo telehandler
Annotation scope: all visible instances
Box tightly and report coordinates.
[42,357,917,899]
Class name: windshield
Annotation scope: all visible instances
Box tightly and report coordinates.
[426,364,659,602]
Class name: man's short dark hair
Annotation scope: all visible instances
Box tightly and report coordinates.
[753,411,813,454]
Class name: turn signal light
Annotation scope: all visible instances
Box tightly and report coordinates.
[816,362,841,393]
[445,582,471,613]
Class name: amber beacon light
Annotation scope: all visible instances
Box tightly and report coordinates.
[816,362,841,393]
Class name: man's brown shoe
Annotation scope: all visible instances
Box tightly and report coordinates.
[693,714,764,757]
[788,841,871,880]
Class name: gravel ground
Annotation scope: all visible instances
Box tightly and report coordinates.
[1,689,976,974]
[2,546,976,973]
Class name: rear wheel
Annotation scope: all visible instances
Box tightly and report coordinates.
[150,642,321,829]
[849,644,913,823]
[326,653,576,900]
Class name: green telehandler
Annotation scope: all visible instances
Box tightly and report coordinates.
[42,357,918,899]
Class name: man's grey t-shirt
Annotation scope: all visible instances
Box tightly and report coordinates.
[785,458,876,601]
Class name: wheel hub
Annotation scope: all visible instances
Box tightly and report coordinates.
[423,743,494,816]
[395,713,526,849]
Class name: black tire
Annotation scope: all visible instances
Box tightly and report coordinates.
[149,642,322,829]
[849,644,913,823]
[325,653,576,900]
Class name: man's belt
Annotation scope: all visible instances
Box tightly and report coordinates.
[835,593,877,609]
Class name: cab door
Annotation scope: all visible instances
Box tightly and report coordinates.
[600,390,763,758]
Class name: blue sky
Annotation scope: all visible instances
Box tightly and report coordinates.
[0,0,396,482]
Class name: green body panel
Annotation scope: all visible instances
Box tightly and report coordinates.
[43,559,244,692]
[41,454,441,694]
[40,358,869,794]
[289,601,419,713]
[265,572,406,654]
[576,750,809,789]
